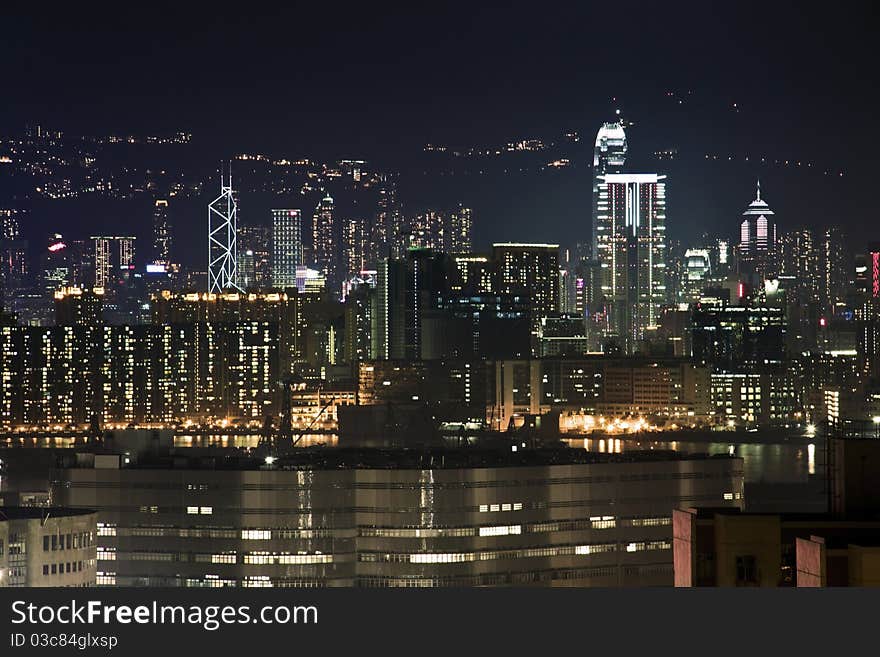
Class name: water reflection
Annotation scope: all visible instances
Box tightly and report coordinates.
[563,435,825,485]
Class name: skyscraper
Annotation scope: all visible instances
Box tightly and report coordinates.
[238,223,272,289]
[492,243,560,340]
[207,174,240,293]
[738,181,777,283]
[92,236,135,290]
[0,209,28,296]
[342,217,367,280]
[271,209,303,288]
[821,226,848,311]
[153,199,171,265]
[591,121,628,258]
[373,174,401,262]
[42,234,71,294]
[313,193,338,294]
[594,173,667,353]
[449,205,473,253]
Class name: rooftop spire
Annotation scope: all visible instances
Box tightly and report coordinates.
[756,178,761,202]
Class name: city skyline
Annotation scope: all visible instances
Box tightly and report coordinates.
[5,3,880,596]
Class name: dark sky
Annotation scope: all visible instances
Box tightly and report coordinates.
[2,1,878,253]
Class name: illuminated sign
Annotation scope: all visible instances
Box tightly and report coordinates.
[48,242,66,252]
[146,264,167,274]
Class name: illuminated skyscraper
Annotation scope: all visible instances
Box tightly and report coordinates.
[271,209,303,288]
[153,199,171,265]
[42,234,70,294]
[238,224,272,289]
[342,217,367,280]
[682,248,712,302]
[373,174,401,261]
[0,209,28,295]
[449,205,473,253]
[492,243,560,345]
[591,121,627,257]
[595,173,667,353]
[313,193,338,294]
[738,181,777,282]
[821,226,848,310]
[92,236,135,289]
[207,173,240,293]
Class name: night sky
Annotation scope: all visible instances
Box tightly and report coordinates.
[2,1,878,255]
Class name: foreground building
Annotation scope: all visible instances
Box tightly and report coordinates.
[52,448,743,587]
[0,506,97,587]
[673,508,880,587]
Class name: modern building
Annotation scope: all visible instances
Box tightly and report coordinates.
[594,174,667,353]
[738,181,777,283]
[312,194,338,295]
[152,199,171,265]
[591,121,627,259]
[492,243,560,344]
[52,448,744,588]
[91,236,136,290]
[271,209,303,288]
[0,506,97,587]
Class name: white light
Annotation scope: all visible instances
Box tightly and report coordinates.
[265,456,276,465]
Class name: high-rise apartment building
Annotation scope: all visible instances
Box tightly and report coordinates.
[313,194,338,294]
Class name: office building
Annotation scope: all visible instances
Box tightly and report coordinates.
[492,243,560,328]
[591,121,627,258]
[238,224,272,289]
[153,199,171,265]
[738,181,777,283]
[271,209,303,288]
[594,174,667,353]
[92,236,136,290]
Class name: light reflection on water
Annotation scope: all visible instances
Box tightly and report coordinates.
[174,434,338,449]
[564,436,825,485]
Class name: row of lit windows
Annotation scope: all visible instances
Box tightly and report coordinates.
[360,540,672,564]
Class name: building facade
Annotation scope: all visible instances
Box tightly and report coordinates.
[53,450,744,587]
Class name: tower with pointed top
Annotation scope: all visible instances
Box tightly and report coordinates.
[207,167,242,292]
[738,180,778,283]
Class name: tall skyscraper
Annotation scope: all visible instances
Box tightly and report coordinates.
[591,121,627,258]
[153,199,171,265]
[271,209,303,288]
[821,226,848,311]
[0,209,28,296]
[92,236,135,289]
[594,173,667,353]
[238,224,272,289]
[738,181,777,283]
[449,205,473,253]
[373,174,401,262]
[342,217,367,280]
[207,174,240,293]
[313,193,338,294]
